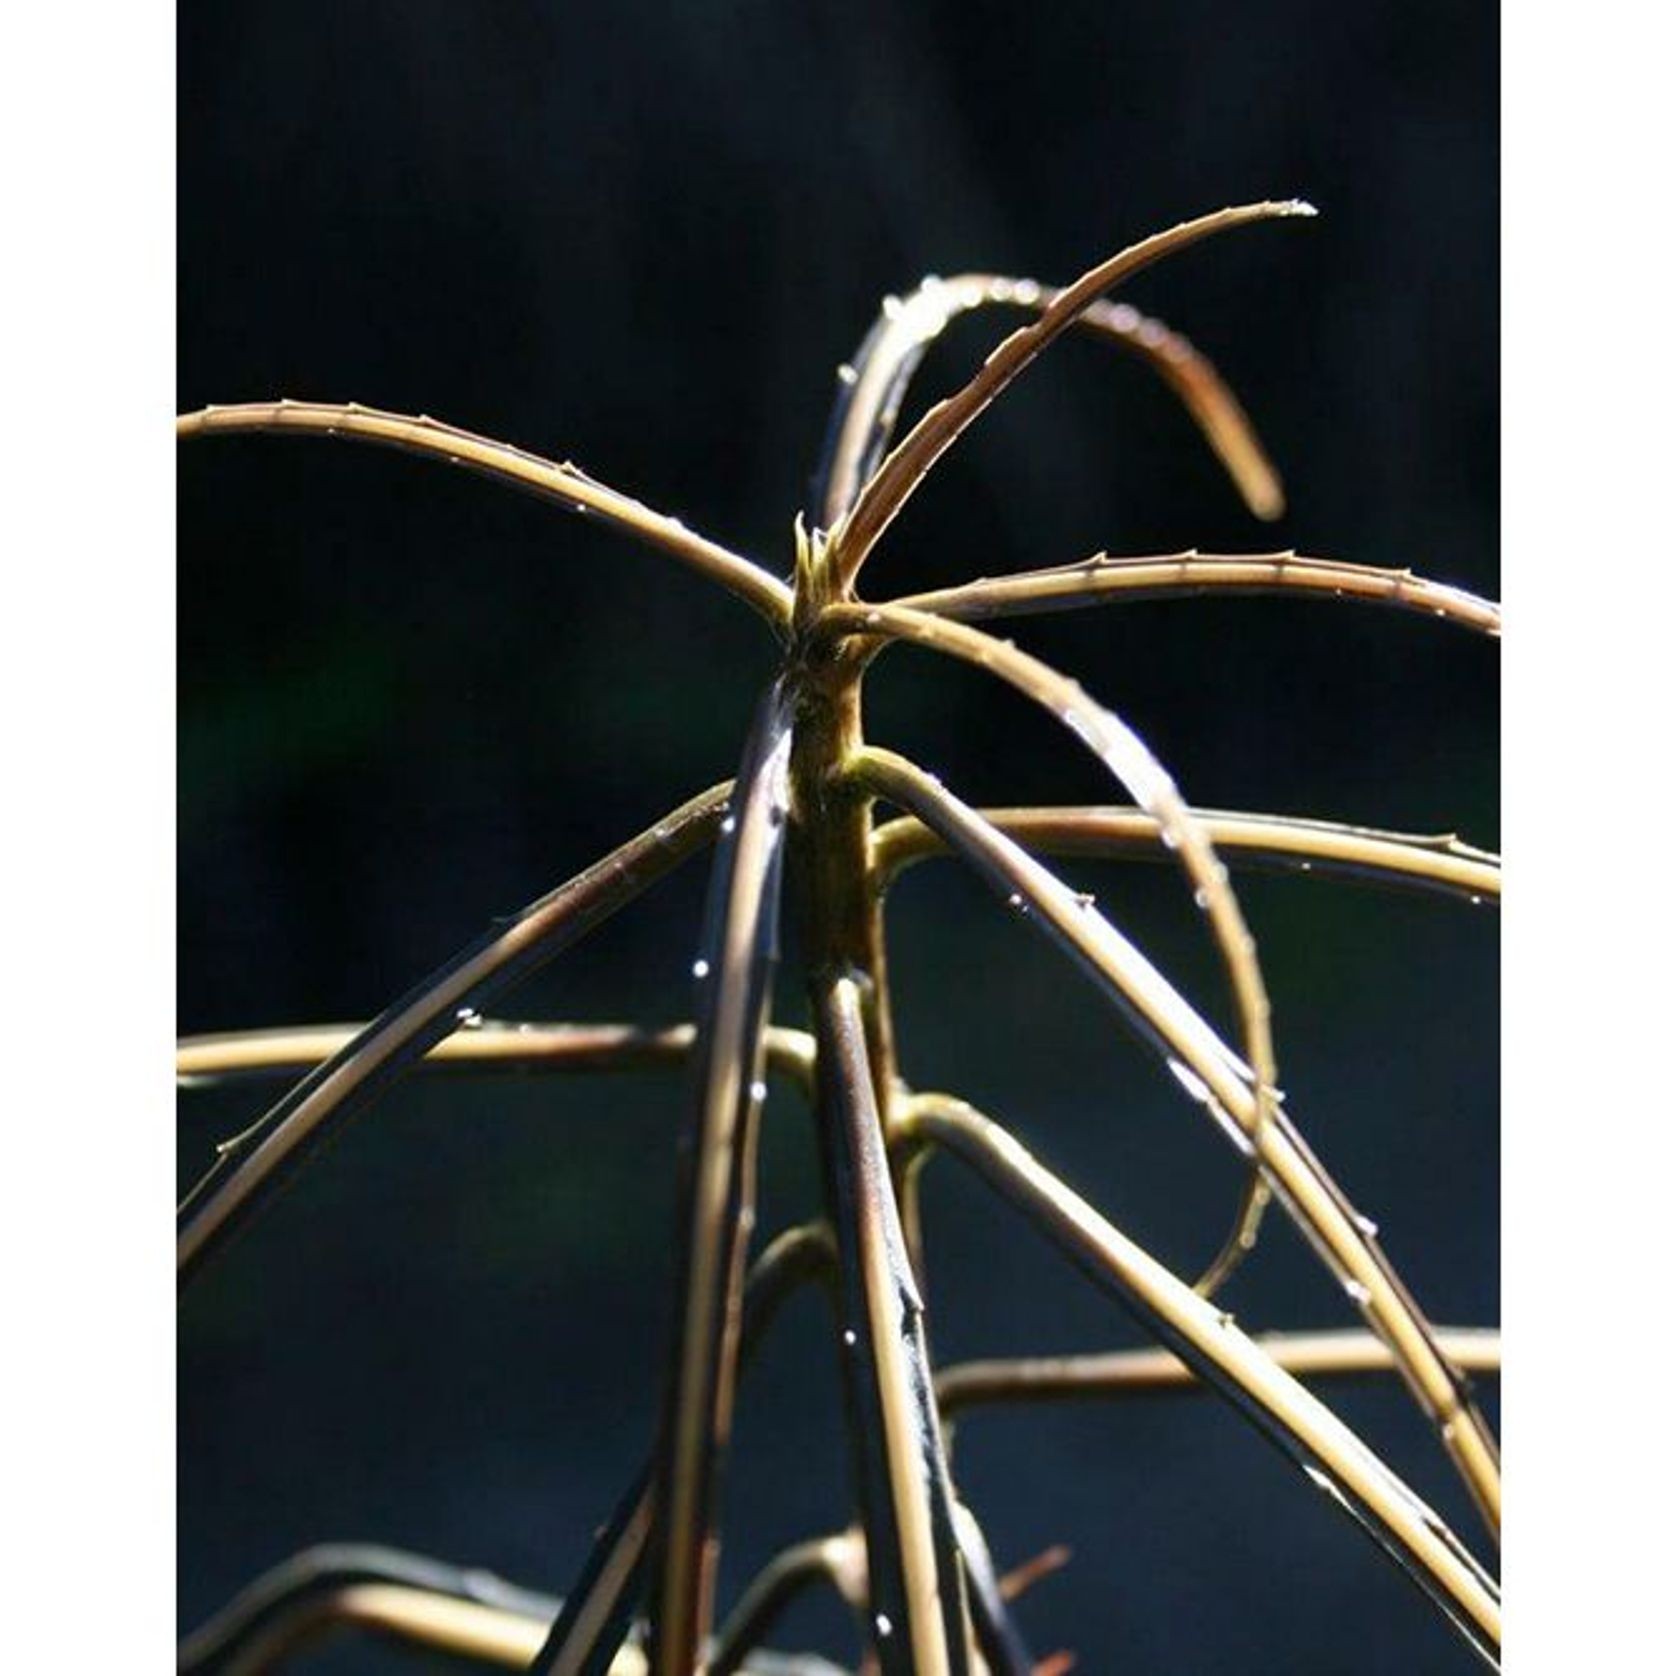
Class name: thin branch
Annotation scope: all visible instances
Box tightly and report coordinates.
[848,748,1501,1537]
[811,274,1282,529]
[829,200,1315,586]
[648,684,797,1676]
[178,784,732,1285]
[902,1094,1500,1669]
[178,401,793,632]
[871,805,1500,907]
[891,550,1501,637]
[532,1223,837,1676]
[936,1328,1502,1416]
[176,1543,566,1675]
[949,1503,1034,1676]
[829,601,1285,1297]
[940,276,1286,519]
[708,1532,865,1676]
[812,972,972,1676]
[177,1021,818,1098]
[177,1544,848,1676]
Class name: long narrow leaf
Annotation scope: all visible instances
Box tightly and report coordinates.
[903,1093,1500,1668]
[949,1503,1033,1676]
[870,805,1500,906]
[709,1532,865,1676]
[936,1328,1502,1415]
[811,274,1282,527]
[533,1223,836,1676]
[177,783,732,1285]
[850,747,1500,1535]
[812,972,972,1676]
[178,402,793,631]
[830,200,1315,585]
[178,1544,563,1675]
[177,1021,817,1097]
[892,550,1500,635]
[177,1542,850,1675]
[830,599,1285,1297]
[647,683,797,1676]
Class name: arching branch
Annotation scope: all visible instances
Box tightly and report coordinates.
[813,273,1283,528]
[178,782,731,1285]
[891,550,1500,636]
[901,1093,1500,1668]
[870,805,1499,907]
[849,747,1499,1536]
[179,401,793,631]
[829,200,1315,587]
[648,684,796,1676]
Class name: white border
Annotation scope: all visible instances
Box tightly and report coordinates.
[1504,4,1674,1662]
[1,5,175,1661]
[4,4,1668,1665]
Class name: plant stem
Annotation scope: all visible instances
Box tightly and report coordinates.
[935,1328,1501,1415]
[871,806,1499,905]
[177,783,732,1286]
[648,685,796,1676]
[178,402,793,631]
[890,551,1500,635]
[902,1092,1501,1668]
[808,975,971,1676]
[176,1021,818,1096]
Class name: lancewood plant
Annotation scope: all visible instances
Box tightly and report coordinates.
[178,200,1501,1674]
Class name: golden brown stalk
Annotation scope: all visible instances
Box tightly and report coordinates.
[817,274,1282,526]
[849,748,1499,1537]
[177,1022,818,1099]
[935,1328,1502,1414]
[871,805,1500,906]
[811,973,972,1676]
[708,1532,865,1676]
[532,1223,837,1676]
[891,550,1500,635]
[649,685,796,1676]
[937,277,1286,520]
[829,200,1315,586]
[176,1544,577,1676]
[178,401,793,631]
[177,783,733,1284]
[828,600,1284,1296]
[901,1093,1499,1667]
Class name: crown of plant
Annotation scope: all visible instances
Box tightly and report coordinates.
[178,199,1501,1675]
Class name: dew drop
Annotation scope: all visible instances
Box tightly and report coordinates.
[865,610,882,627]
[692,959,711,980]
[874,1613,893,1638]
[455,1007,483,1030]
[837,363,859,386]
[1167,1058,1214,1106]
[1344,1279,1372,1307]
[749,1079,768,1104]
[842,1328,858,1347]
[1006,891,1024,910]
[720,816,737,837]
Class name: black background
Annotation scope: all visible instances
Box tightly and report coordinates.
[179,4,1498,1670]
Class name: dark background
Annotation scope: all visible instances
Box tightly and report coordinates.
[179,3,1498,1670]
